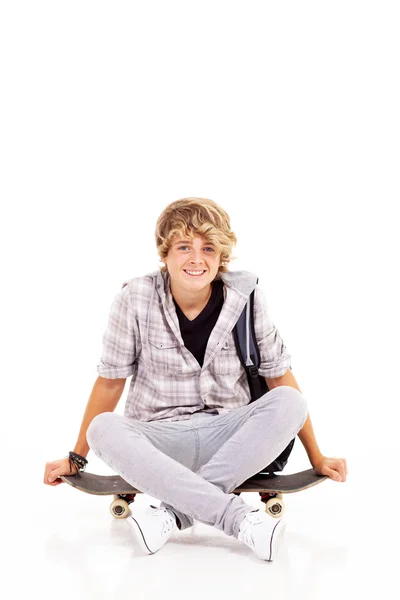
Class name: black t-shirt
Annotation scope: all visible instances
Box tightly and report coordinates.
[173,279,224,367]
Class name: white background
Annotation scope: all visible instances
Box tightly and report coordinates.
[1,1,399,598]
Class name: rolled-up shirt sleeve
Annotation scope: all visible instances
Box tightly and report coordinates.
[253,285,292,378]
[97,283,140,379]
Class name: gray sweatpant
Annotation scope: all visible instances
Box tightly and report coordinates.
[86,385,308,539]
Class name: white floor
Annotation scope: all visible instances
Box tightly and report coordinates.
[6,450,398,600]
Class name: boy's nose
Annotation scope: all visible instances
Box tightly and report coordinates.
[189,251,205,264]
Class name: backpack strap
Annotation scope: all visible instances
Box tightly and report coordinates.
[233,281,296,474]
[233,286,268,402]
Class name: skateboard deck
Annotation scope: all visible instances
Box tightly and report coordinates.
[61,468,327,519]
[61,468,326,495]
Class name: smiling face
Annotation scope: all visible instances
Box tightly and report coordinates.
[163,234,222,297]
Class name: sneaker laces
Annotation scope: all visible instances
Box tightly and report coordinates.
[238,511,264,550]
[149,506,176,535]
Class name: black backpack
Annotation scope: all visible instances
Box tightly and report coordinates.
[233,286,295,474]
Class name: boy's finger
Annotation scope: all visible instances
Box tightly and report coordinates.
[48,471,58,483]
[328,469,342,481]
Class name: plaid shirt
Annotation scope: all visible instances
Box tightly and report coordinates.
[97,269,292,422]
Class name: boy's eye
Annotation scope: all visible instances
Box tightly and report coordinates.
[177,245,214,252]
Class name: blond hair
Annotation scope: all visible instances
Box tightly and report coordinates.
[155,197,237,273]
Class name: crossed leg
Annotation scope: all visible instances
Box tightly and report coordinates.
[87,386,307,538]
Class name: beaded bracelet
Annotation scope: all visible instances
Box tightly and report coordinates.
[66,451,88,479]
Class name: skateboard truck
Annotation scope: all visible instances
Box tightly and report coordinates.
[233,490,285,517]
[110,493,137,518]
[259,492,284,516]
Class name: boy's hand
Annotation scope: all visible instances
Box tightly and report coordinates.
[312,455,348,482]
[44,457,79,486]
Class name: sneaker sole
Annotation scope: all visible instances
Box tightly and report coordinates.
[127,516,155,555]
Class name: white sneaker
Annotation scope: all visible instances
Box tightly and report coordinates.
[127,505,178,554]
[238,510,286,561]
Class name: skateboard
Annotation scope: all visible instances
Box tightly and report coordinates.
[60,468,327,519]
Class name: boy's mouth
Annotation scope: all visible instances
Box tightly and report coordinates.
[183,270,206,277]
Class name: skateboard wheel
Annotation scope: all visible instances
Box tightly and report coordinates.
[110,497,130,519]
[264,494,285,518]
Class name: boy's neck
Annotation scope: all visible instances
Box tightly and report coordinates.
[171,282,213,320]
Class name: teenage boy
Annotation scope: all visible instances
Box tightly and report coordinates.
[44,197,347,561]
